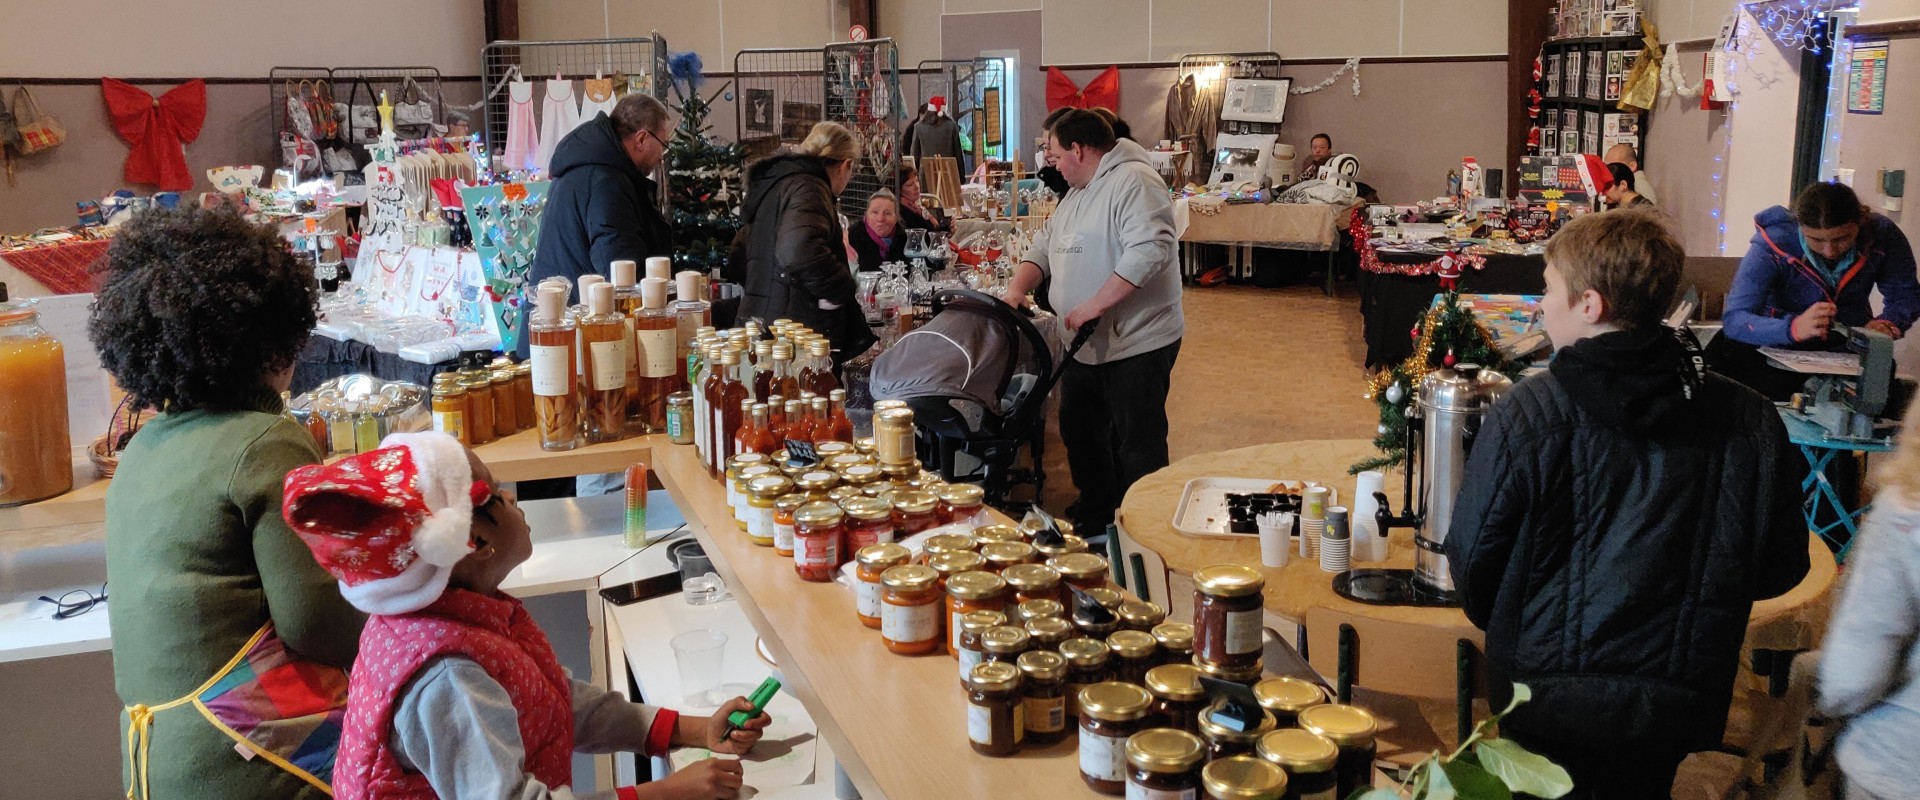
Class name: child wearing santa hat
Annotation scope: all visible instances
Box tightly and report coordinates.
[284,432,769,800]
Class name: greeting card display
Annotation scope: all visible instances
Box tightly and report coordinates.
[457,181,550,353]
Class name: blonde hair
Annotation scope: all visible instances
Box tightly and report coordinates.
[798,121,860,163]
[865,189,898,211]
[1542,208,1682,330]
[1876,420,1920,506]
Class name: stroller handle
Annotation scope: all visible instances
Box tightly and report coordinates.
[1068,318,1099,355]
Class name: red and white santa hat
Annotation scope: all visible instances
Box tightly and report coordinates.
[282,431,490,615]
[928,96,947,113]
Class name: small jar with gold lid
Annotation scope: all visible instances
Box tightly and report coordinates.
[813,440,854,461]
[966,662,1024,757]
[945,570,1008,656]
[792,501,846,582]
[1255,729,1338,800]
[1025,615,1075,650]
[1002,563,1064,606]
[862,480,898,500]
[1087,586,1124,610]
[1017,650,1070,746]
[745,475,793,546]
[1079,682,1154,795]
[1202,755,1288,800]
[854,435,877,455]
[980,625,1032,666]
[970,524,1025,548]
[880,459,920,482]
[773,492,808,557]
[1144,663,1209,735]
[840,496,896,551]
[1253,677,1327,729]
[1198,659,1266,688]
[793,469,839,500]
[1298,704,1378,799]
[1108,629,1160,685]
[1072,592,1123,639]
[1034,533,1091,560]
[827,484,864,505]
[1016,598,1066,625]
[1197,699,1277,761]
[1152,622,1196,667]
[1050,552,1111,591]
[891,489,940,535]
[853,543,912,629]
[937,482,986,524]
[732,464,778,529]
[430,378,470,444]
[956,609,1008,687]
[980,541,1039,573]
[1125,728,1207,799]
[1118,600,1167,633]
[1193,565,1266,672]
[922,533,978,561]
[490,368,519,437]
[1022,517,1076,541]
[1061,637,1112,718]
[837,461,881,484]
[879,564,943,656]
[928,550,989,592]
[725,452,771,514]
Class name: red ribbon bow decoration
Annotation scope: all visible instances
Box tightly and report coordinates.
[1045,66,1120,112]
[100,78,208,191]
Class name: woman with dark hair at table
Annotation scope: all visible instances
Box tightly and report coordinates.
[896,164,948,233]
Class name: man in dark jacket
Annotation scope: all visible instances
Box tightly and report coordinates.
[518,93,673,360]
[729,143,876,364]
[1446,209,1810,798]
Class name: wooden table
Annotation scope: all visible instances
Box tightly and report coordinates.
[654,441,1100,800]
[1118,439,1840,657]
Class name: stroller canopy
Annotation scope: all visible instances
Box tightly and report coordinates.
[871,290,1060,414]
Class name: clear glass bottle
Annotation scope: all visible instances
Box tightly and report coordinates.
[824,388,855,443]
[690,337,716,467]
[804,338,838,396]
[611,260,643,433]
[673,271,711,379]
[769,344,801,403]
[529,287,583,452]
[581,283,629,444]
[631,276,679,433]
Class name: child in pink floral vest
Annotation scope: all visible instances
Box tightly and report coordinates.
[284,432,769,800]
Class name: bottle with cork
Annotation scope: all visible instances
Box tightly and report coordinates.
[529,286,582,452]
[706,347,747,476]
[610,260,644,432]
[631,276,680,432]
[581,282,629,444]
[674,271,711,379]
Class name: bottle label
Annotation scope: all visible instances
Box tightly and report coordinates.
[1024,695,1065,734]
[1126,783,1195,800]
[774,521,796,552]
[967,702,994,745]
[667,407,686,439]
[796,535,837,570]
[1226,608,1264,655]
[950,611,965,651]
[1079,730,1127,782]
[433,410,464,440]
[881,600,938,643]
[749,505,776,542]
[1013,703,1024,744]
[531,345,572,396]
[638,327,678,378]
[590,340,628,391]
[958,647,983,682]
[856,579,883,619]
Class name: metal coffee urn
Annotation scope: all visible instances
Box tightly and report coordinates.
[1413,364,1512,594]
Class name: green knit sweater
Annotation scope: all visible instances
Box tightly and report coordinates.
[107,390,364,800]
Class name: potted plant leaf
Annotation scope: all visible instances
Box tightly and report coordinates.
[1348,684,1574,800]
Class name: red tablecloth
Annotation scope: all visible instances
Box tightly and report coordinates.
[0,239,110,295]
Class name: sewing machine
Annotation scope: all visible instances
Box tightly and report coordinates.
[1767,324,1914,442]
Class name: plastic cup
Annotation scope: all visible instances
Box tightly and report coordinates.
[1258,512,1293,568]
[670,629,729,707]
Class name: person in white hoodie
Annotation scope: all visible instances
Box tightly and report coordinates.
[1003,109,1184,531]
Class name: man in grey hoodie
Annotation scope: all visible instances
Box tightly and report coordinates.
[1004,109,1184,530]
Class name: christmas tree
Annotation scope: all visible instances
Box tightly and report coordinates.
[1352,288,1520,474]
[663,52,745,276]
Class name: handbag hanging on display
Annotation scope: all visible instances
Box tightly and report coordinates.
[285,79,316,140]
[346,78,382,144]
[392,76,439,139]
[11,87,67,155]
[310,79,340,141]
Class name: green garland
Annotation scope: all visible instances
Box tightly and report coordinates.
[1351,289,1521,474]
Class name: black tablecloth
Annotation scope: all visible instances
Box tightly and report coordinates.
[1359,254,1547,368]
[292,336,457,395]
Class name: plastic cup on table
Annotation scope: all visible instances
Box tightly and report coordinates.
[1258,512,1293,569]
[670,629,729,707]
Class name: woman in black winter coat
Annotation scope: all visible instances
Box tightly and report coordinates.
[728,121,878,365]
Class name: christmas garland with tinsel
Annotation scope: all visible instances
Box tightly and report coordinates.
[1351,289,1522,474]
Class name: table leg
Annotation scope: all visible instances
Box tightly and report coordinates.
[1798,444,1868,560]
[1324,247,1337,297]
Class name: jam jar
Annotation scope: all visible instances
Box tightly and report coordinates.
[1119,600,1168,632]
[1003,563,1065,606]
[1152,622,1196,667]
[1255,729,1338,800]
[922,533,979,562]
[879,564,943,656]
[838,462,882,486]
[732,463,778,530]
[1109,630,1161,686]
[937,482,986,524]
[1202,756,1288,800]
[1073,595,1123,639]
[971,524,1024,549]
[956,610,1008,687]
[945,570,1009,656]
[825,453,871,475]
[980,625,1032,666]
[1253,677,1327,729]
[746,475,794,547]
[1197,700,1277,761]
[792,501,846,582]
[1050,552,1111,591]
[725,453,771,516]
[1087,587,1124,611]
[813,441,855,461]
[1061,637,1113,718]
[1297,705,1378,799]
[793,469,839,500]
[980,541,1039,574]
[1145,663,1209,735]
[853,543,912,629]
[1193,565,1266,672]
[827,484,865,505]
[928,550,989,593]
[841,496,897,551]
[891,490,940,535]
[772,493,808,557]
[1079,682,1154,795]
[1017,650,1070,746]
[1016,598,1067,625]
[1023,517,1076,541]
[1025,616,1076,650]
[1034,533,1092,561]
[1125,728,1207,800]
[882,461,922,484]
[966,662,1025,757]
[862,480,898,500]
[1198,660,1266,689]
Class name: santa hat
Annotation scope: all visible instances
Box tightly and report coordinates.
[928,96,947,113]
[282,432,490,615]
[1579,154,1615,196]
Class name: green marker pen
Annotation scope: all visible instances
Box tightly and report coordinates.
[724,677,782,738]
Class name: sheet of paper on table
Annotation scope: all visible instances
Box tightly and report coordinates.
[667,711,818,792]
[1760,348,1861,376]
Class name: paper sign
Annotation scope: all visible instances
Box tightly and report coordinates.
[1849,40,1888,115]
[411,246,463,319]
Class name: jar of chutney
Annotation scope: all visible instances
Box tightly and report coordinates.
[1003,563,1064,606]
[1025,615,1075,650]
[945,570,1008,656]
[1152,622,1196,667]
[1108,629,1160,685]
[980,625,1032,666]
[967,662,1024,757]
[1297,704,1378,800]
[1061,637,1112,718]
[1193,565,1266,673]
[1079,682,1153,795]
[853,543,911,629]
[1017,598,1066,625]
[1017,650,1070,746]
[1202,755,1287,800]
[1119,599,1167,632]
[956,610,1007,688]
[1253,677,1326,729]
[879,564,943,656]
[1144,663,1208,735]
[1050,552,1110,591]
[1196,700,1276,761]
[1255,729,1338,800]
[1125,728,1207,799]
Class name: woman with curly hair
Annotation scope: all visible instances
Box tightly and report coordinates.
[89,207,363,800]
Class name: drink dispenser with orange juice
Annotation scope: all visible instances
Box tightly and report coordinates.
[0,283,73,506]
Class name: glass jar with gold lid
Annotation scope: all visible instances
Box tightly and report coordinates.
[862,480,898,500]
[1025,615,1075,650]
[1108,629,1160,685]
[891,489,940,535]
[836,460,880,483]
[1193,565,1266,672]
[966,662,1024,757]
[853,435,877,455]
[725,452,771,514]
[732,464,779,530]
[1298,704,1378,800]
[1034,534,1091,560]
[956,609,1007,687]
[1201,755,1288,800]
[945,570,1008,656]
[980,625,1032,666]
[1017,650,1070,746]
[840,495,896,551]
[1050,552,1111,591]
[1079,682,1154,795]
[1125,728,1207,799]
[1152,622,1196,667]
[1022,517,1076,541]
[880,459,921,481]
[922,533,978,561]
[1253,677,1327,728]
[853,543,912,629]
[431,378,470,445]
[1061,637,1112,718]
[490,368,519,438]
[879,564,943,656]
[1002,563,1063,606]
[1118,600,1167,633]
[970,524,1024,548]
[792,501,845,582]
[927,550,989,592]
[773,492,808,557]
[1086,586,1124,610]
[1255,729,1338,800]
[1197,700,1277,761]
[980,541,1039,573]
[793,469,839,500]
[745,475,793,546]
[827,484,864,504]
[813,440,854,461]
[937,482,986,524]
[1144,663,1209,735]
[1016,598,1066,625]
[1198,659,1266,688]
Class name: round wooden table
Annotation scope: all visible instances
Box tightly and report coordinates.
[1118,439,1838,656]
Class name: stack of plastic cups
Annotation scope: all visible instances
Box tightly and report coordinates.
[1320,507,1351,573]
[1299,485,1329,558]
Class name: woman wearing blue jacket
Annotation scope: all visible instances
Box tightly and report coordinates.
[1724,181,1919,348]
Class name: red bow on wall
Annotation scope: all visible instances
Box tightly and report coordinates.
[1045,66,1120,112]
[100,78,208,191]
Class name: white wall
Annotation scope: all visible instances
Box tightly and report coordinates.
[1858,0,1920,25]
[1720,7,1806,254]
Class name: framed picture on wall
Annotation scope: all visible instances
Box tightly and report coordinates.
[780,101,822,142]
[744,89,776,135]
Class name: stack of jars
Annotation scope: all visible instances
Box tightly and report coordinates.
[430,360,536,448]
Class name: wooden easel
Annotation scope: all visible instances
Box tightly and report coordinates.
[919,155,964,211]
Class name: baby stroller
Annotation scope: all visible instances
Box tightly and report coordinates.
[869,289,1096,510]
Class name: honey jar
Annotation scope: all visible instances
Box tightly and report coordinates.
[490,368,519,438]
[431,379,470,445]
[0,292,71,507]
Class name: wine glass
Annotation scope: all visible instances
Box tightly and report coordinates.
[904,229,928,262]
[926,232,950,271]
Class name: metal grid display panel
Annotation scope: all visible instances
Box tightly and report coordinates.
[269,67,333,142]
[480,35,667,159]
[732,48,827,157]
[271,66,443,146]
[1176,52,1284,139]
[823,40,903,220]
[915,58,1007,166]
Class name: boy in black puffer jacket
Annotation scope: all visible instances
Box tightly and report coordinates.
[1445,209,1810,798]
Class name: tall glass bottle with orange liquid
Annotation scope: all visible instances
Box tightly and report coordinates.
[581,283,629,444]
[767,394,788,442]
[707,347,747,476]
[824,388,856,443]
[804,339,839,396]
[610,260,644,433]
[0,287,72,506]
[529,287,583,452]
[631,277,679,432]
[751,340,775,402]
[783,398,815,446]
[769,344,801,401]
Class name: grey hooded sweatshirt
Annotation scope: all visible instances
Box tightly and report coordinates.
[1025,138,1184,364]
